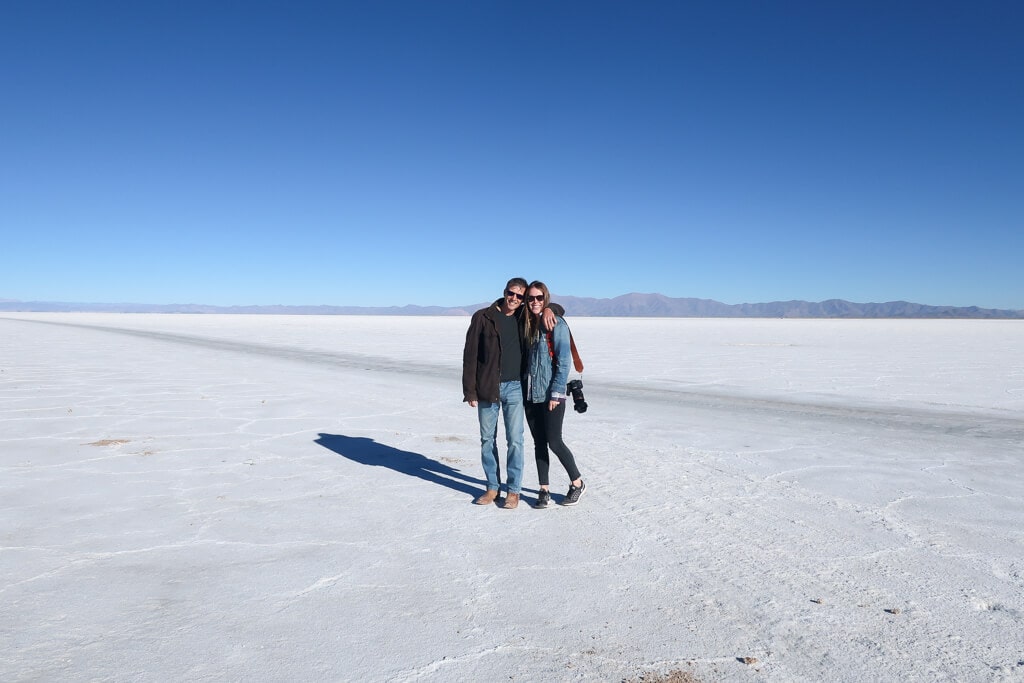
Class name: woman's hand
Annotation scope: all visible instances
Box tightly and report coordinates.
[549,400,560,411]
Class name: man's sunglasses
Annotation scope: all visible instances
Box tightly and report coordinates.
[504,290,524,300]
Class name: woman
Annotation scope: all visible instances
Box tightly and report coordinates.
[522,281,585,508]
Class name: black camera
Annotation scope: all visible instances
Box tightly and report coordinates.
[566,379,588,413]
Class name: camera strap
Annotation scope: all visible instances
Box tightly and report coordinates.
[562,322,584,373]
[569,333,583,373]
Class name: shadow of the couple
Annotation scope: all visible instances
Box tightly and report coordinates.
[315,433,487,498]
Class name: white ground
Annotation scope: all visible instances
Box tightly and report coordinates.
[1,313,1022,682]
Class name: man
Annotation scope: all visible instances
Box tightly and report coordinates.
[462,278,560,509]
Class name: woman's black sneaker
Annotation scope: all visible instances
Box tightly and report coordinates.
[534,490,551,509]
[561,480,585,506]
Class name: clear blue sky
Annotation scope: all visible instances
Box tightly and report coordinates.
[2,1,1022,309]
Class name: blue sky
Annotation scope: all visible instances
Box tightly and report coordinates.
[2,1,1022,309]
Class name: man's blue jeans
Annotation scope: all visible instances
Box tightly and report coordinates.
[477,380,525,494]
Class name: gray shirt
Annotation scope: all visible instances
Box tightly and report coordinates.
[497,311,522,382]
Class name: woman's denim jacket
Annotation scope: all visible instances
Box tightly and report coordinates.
[524,316,570,403]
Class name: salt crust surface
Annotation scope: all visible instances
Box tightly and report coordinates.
[1,313,1022,682]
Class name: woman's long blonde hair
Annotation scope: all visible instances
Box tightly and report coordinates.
[524,280,551,344]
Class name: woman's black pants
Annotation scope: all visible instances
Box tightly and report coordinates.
[525,400,581,486]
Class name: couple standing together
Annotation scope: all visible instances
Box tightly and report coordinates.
[462,278,585,510]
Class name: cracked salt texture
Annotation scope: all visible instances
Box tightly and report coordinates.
[1,314,1022,681]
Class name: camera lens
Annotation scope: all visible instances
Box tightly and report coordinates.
[567,379,587,413]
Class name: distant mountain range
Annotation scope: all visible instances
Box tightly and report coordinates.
[551,294,1024,319]
[1,294,1021,318]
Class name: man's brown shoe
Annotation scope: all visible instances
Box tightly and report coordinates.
[502,492,520,509]
[474,489,499,505]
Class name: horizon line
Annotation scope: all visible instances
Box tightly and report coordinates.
[1,293,1021,315]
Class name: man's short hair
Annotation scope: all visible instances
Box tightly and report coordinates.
[505,277,528,292]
